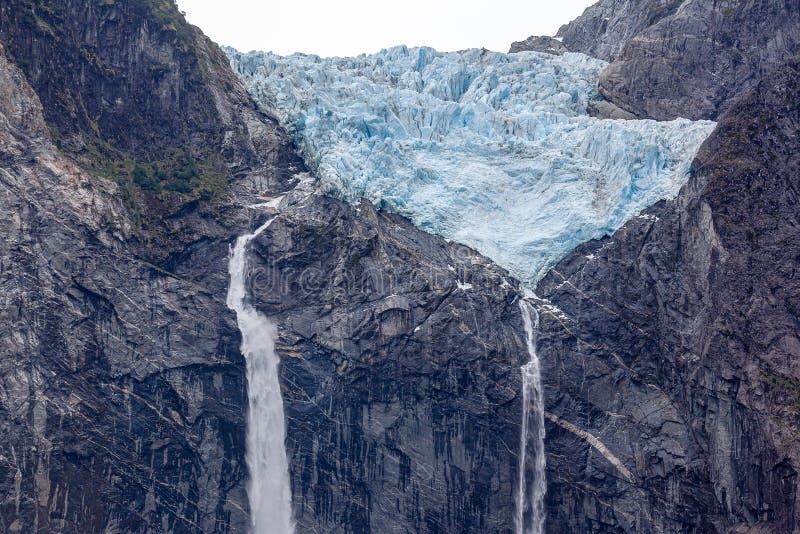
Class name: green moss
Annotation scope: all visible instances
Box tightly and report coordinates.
[646,0,683,26]
[10,0,228,224]
[141,0,196,50]
[761,370,800,411]
[91,144,227,201]
[715,322,734,336]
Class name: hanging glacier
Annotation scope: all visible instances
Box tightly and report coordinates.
[227,46,715,284]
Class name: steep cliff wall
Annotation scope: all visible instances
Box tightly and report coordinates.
[557,0,681,61]
[0,42,255,532]
[514,0,800,122]
[535,58,800,533]
[0,1,299,531]
[241,192,526,532]
[0,2,534,532]
[598,0,800,120]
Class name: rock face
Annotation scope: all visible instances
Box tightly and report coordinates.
[555,0,684,62]
[0,1,306,531]
[526,0,800,121]
[598,0,800,120]
[535,59,800,533]
[0,0,306,207]
[246,193,528,532]
[0,2,533,532]
[508,36,567,55]
[0,41,254,531]
[0,0,237,174]
[3,0,799,533]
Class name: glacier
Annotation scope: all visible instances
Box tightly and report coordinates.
[228,46,715,284]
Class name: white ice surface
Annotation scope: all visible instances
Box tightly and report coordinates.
[229,46,715,284]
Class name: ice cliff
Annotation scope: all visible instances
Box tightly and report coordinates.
[228,46,715,283]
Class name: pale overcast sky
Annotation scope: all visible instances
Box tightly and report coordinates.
[176,0,595,57]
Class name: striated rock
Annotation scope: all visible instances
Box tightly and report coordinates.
[0,2,535,533]
[535,58,800,532]
[0,41,253,531]
[245,193,529,533]
[599,0,800,120]
[554,0,683,62]
[4,1,798,533]
[508,36,567,55]
[0,0,304,207]
[545,0,800,121]
[0,1,233,171]
[0,2,305,531]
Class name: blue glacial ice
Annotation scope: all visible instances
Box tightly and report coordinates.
[228,46,716,284]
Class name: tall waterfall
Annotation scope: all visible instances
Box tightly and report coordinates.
[227,216,295,534]
[516,299,546,534]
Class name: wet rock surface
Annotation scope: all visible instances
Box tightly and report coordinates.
[1,0,799,532]
[535,59,800,533]
[243,193,528,533]
[0,2,303,530]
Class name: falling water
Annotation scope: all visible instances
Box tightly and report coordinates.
[227,215,295,534]
[516,299,546,534]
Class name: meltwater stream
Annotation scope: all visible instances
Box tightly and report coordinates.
[516,299,546,534]
[227,216,295,534]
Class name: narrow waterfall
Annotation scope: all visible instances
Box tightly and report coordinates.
[227,216,295,534]
[516,299,546,534]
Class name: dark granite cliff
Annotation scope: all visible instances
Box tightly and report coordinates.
[249,194,527,532]
[2,0,799,532]
[0,0,257,187]
[512,0,800,121]
[597,0,800,121]
[0,1,531,532]
[0,39,254,531]
[535,59,800,532]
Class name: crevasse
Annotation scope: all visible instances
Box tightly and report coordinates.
[227,45,716,284]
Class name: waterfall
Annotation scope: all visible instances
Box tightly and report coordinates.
[226,215,295,534]
[516,299,546,534]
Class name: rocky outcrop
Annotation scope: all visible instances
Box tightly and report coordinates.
[0,0,302,204]
[5,0,798,532]
[0,1,307,530]
[540,0,800,121]
[1,1,226,175]
[509,0,681,59]
[599,0,800,120]
[0,41,255,532]
[242,192,529,532]
[535,58,800,532]
[509,36,567,55]
[554,0,683,62]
